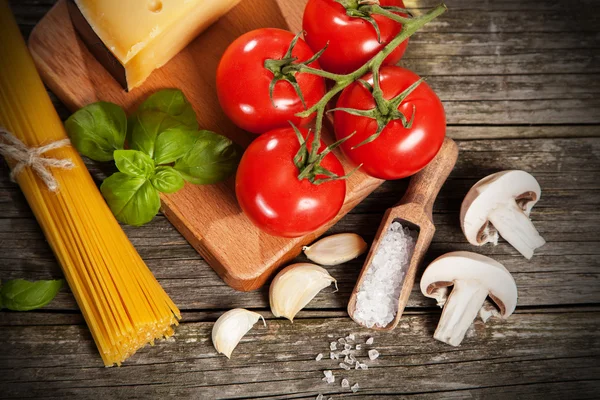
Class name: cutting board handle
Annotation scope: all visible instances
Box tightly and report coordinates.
[399,137,458,218]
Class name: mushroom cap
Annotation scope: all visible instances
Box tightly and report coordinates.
[460,170,541,246]
[420,251,518,318]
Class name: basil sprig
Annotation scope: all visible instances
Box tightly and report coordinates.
[65,89,241,226]
[0,279,63,311]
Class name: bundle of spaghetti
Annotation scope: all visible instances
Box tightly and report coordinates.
[0,1,181,366]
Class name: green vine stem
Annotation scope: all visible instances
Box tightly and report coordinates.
[289,3,447,166]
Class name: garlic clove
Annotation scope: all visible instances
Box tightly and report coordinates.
[212,308,266,359]
[303,233,368,266]
[270,263,337,321]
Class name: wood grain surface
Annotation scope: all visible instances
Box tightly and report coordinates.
[26,0,383,291]
[1,0,600,398]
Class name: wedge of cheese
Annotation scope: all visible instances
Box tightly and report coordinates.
[72,0,242,90]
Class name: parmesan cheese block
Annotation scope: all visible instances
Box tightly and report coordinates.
[73,0,242,90]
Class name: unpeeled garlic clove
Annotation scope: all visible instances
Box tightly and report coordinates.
[270,263,337,321]
[303,233,368,266]
[212,308,265,358]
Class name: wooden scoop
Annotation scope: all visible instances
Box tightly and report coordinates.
[347,137,459,331]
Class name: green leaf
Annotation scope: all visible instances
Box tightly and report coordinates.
[154,128,199,165]
[101,173,161,226]
[64,102,127,162]
[114,149,155,178]
[174,130,241,185]
[0,279,63,311]
[128,89,198,158]
[151,167,185,194]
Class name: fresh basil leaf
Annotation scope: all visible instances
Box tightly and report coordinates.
[174,130,241,185]
[151,167,185,194]
[101,173,161,226]
[65,101,127,162]
[137,89,199,129]
[114,149,155,178]
[0,279,63,311]
[154,128,199,165]
[128,89,198,158]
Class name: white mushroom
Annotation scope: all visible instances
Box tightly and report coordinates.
[420,251,517,346]
[461,170,546,259]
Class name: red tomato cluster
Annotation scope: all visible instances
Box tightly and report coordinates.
[216,0,446,238]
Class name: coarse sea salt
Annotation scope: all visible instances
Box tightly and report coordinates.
[341,378,350,388]
[351,383,360,393]
[316,353,323,361]
[353,221,417,328]
[368,349,380,360]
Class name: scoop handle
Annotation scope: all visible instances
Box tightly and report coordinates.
[399,137,459,217]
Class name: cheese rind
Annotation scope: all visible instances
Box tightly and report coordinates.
[73,0,242,89]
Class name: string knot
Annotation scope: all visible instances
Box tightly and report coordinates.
[0,128,75,193]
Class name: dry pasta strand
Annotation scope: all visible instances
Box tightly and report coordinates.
[0,1,181,367]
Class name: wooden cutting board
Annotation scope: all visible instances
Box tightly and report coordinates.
[28,0,383,291]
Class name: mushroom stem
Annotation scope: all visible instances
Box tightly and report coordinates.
[434,280,489,346]
[488,200,546,260]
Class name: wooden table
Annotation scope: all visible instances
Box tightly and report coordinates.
[1,0,599,398]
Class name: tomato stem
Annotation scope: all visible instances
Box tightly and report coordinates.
[293,3,447,183]
[296,3,446,118]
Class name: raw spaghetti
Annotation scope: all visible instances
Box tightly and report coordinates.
[0,1,181,366]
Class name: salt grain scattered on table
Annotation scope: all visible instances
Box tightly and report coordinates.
[354,222,417,328]
[351,383,360,393]
[366,337,374,345]
[316,353,323,361]
[341,349,350,355]
[339,362,351,370]
[368,349,380,360]
[344,355,352,365]
[330,352,337,360]
[359,363,368,370]
[344,343,351,351]
[342,378,350,388]
[330,342,337,351]
[346,334,355,341]
[316,394,323,400]
[338,338,346,344]
[355,361,360,370]
[355,344,362,350]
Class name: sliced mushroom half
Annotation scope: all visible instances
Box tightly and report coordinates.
[420,251,518,346]
[460,170,546,259]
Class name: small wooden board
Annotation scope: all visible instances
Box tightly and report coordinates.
[28,0,383,291]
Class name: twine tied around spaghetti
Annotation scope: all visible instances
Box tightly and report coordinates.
[0,128,75,192]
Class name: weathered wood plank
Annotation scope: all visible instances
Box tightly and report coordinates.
[0,311,598,398]
[402,50,599,76]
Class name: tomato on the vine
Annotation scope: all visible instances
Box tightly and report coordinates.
[303,0,409,75]
[334,66,446,180]
[217,28,326,135]
[236,127,346,238]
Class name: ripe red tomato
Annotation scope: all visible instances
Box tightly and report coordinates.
[217,28,326,135]
[236,127,346,238]
[334,66,446,180]
[303,0,409,75]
